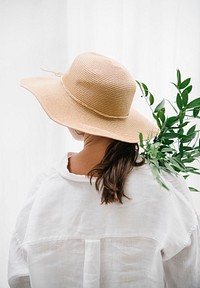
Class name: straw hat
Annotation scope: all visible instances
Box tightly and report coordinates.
[20,52,158,143]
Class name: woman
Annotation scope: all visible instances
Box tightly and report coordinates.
[8,52,200,287]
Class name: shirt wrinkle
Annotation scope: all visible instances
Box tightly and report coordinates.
[8,152,200,288]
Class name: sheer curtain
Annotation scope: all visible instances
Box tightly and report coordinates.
[0,0,200,287]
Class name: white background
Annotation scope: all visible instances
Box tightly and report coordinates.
[0,0,200,287]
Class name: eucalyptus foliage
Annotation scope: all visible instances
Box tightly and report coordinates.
[136,70,200,192]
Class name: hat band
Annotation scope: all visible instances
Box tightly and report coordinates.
[60,76,128,119]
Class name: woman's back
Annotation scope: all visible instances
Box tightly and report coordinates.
[8,52,200,287]
[8,152,200,287]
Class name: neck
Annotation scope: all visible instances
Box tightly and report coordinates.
[68,134,114,175]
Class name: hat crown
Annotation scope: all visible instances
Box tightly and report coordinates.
[62,52,136,118]
[20,51,158,143]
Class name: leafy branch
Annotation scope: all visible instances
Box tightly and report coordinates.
[136,70,200,192]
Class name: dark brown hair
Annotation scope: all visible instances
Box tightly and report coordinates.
[88,141,145,205]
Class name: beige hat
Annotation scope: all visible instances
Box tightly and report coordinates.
[20,52,158,143]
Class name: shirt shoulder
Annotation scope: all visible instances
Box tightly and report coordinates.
[14,162,59,244]
[127,163,194,206]
[126,164,198,259]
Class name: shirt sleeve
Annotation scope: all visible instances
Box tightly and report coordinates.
[8,167,55,288]
[8,233,31,288]
[156,171,200,287]
[163,211,200,287]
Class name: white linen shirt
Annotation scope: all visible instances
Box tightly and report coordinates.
[8,152,200,288]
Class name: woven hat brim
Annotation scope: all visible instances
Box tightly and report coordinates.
[20,76,159,143]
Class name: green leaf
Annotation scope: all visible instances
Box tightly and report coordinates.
[136,80,142,89]
[153,113,162,129]
[162,139,174,145]
[187,125,196,136]
[191,151,200,158]
[179,142,184,157]
[171,82,178,89]
[183,85,192,95]
[179,122,189,128]
[165,116,179,127]
[168,128,175,133]
[182,146,193,151]
[149,93,154,105]
[150,165,169,190]
[157,110,165,123]
[189,187,199,192]
[161,147,175,153]
[164,162,178,174]
[150,159,160,170]
[187,97,200,109]
[136,80,144,96]
[141,82,148,96]
[161,132,178,139]
[139,132,144,148]
[173,157,186,169]
[157,151,165,158]
[176,93,182,110]
[181,133,197,143]
[177,69,181,85]
[179,111,185,123]
[182,157,195,163]
[169,158,185,171]
[185,166,200,171]
[171,122,189,129]
[193,108,199,117]
[179,78,191,89]
[182,89,188,106]
[154,99,165,113]
[183,175,190,179]
[191,170,200,175]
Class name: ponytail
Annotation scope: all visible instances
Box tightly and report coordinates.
[88,141,145,205]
